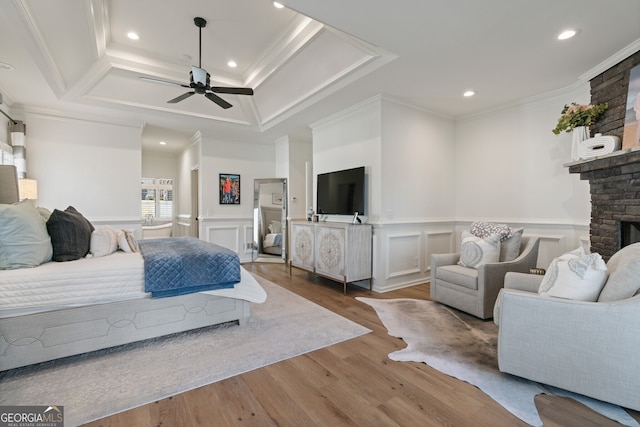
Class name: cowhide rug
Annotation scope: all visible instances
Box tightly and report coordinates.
[356,297,639,427]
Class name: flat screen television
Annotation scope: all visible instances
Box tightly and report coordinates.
[316,166,365,216]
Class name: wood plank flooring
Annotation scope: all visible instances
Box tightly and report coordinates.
[84,263,640,427]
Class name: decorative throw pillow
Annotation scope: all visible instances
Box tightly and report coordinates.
[538,247,585,294]
[539,250,607,301]
[117,229,140,253]
[0,200,53,269]
[46,206,94,262]
[470,221,512,241]
[90,227,119,257]
[458,231,501,269]
[500,227,523,262]
[598,242,640,302]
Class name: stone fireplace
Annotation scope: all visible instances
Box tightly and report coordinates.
[569,149,640,261]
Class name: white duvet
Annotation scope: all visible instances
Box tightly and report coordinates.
[0,251,266,318]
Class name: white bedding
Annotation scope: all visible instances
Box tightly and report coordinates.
[0,252,266,318]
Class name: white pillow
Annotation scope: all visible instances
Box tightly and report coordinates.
[0,200,53,269]
[458,231,501,269]
[117,229,140,253]
[539,250,608,301]
[90,227,118,257]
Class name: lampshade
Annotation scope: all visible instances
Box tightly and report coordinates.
[18,178,38,201]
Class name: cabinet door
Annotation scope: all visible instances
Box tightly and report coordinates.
[315,226,345,279]
[291,223,314,271]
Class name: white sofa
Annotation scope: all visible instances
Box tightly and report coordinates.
[494,243,640,411]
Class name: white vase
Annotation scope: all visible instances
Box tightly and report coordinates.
[571,126,589,161]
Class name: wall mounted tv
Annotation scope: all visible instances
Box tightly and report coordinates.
[317,166,365,216]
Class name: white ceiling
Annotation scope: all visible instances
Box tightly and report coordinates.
[1,0,639,154]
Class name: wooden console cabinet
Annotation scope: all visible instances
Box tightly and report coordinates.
[290,221,372,293]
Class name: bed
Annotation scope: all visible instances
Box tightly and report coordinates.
[0,200,266,372]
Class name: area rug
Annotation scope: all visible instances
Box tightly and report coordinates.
[356,297,639,427]
[0,276,370,426]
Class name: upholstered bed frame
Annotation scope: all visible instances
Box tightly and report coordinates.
[0,291,250,371]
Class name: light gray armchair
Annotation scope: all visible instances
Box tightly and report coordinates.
[495,271,640,411]
[430,235,540,319]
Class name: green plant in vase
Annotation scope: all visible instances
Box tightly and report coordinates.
[552,102,608,134]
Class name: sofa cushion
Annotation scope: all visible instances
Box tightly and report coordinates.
[598,242,640,302]
[459,231,500,269]
[539,250,608,302]
[436,264,478,290]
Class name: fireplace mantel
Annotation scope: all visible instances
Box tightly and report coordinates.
[566,147,640,174]
[568,146,640,260]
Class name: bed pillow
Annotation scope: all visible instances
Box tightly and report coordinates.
[90,227,119,257]
[458,231,501,269]
[539,250,607,301]
[117,229,140,253]
[46,206,94,262]
[269,220,282,233]
[0,200,53,269]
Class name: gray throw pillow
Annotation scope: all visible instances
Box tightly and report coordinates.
[598,243,640,302]
[500,228,523,262]
[46,206,94,262]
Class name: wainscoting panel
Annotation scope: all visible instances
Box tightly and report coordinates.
[385,232,422,279]
[424,230,455,273]
[205,225,241,253]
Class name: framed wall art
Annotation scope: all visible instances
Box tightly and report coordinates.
[219,173,240,204]
[622,64,640,149]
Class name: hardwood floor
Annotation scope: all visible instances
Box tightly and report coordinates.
[85,263,640,427]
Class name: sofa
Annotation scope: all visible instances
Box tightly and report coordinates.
[494,243,640,411]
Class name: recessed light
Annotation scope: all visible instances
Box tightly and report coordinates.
[127,32,140,40]
[273,2,284,9]
[159,141,167,145]
[558,29,577,40]
[227,60,237,68]
[463,90,476,97]
[0,62,14,70]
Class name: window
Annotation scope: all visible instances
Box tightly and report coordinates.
[141,178,173,220]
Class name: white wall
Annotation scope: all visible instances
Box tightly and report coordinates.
[306,86,593,292]
[198,136,276,261]
[26,113,142,229]
[311,97,383,222]
[381,99,456,221]
[455,87,591,224]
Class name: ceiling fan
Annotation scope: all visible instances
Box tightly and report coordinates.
[139,17,253,109]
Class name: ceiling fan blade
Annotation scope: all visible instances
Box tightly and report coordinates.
[210,87,254,96]
[168,92,196,103]
[139,76,190,89]
[205,92,232,109]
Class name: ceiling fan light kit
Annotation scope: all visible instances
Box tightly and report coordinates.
[140,17,253,109]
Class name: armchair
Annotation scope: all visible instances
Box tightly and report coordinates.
[430,235,539,319]
[495,271,640,411]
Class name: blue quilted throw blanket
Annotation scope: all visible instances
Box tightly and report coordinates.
[139,237,240,298]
